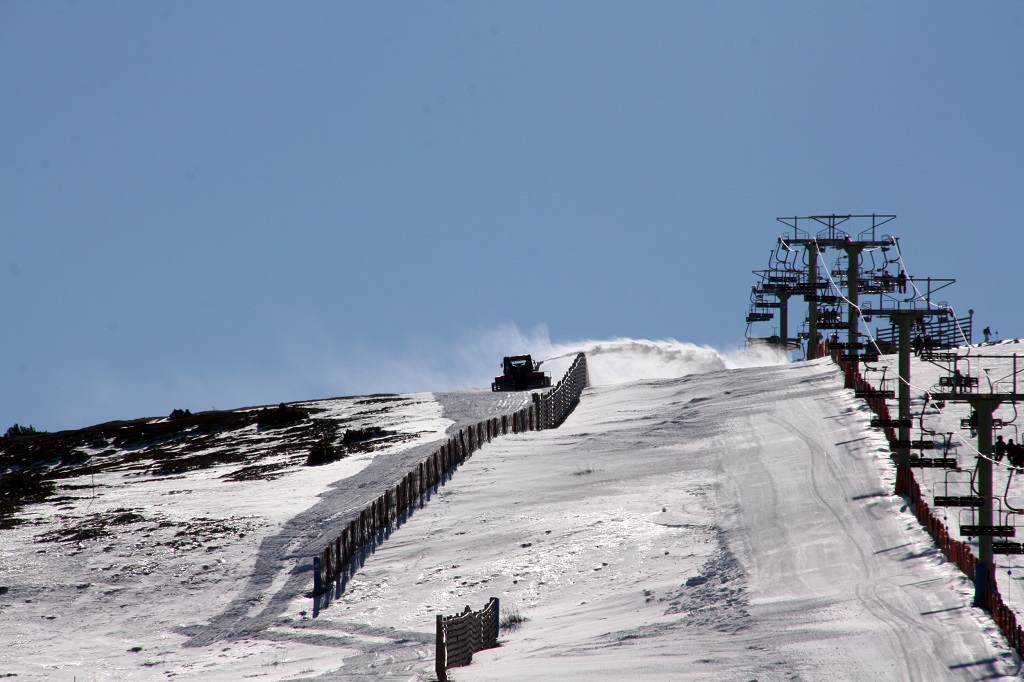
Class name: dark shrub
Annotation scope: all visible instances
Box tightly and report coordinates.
[0,469,56,528]
[342,426,387,445]
[306,440,342,466]
[305,420,343,466]
[4,423,40,439]
[256,403,307,428]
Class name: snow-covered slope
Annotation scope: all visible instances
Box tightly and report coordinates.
[316,359,1017,681]
[866,339,1024,660]
[1,344,1020,680]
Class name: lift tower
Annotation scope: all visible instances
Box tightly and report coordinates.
[932,379,1024,607]
[861,303,951,465]
[777,215,895,360]
[746,242,807,354]
[855,273,957,465]
[752,273,797,350]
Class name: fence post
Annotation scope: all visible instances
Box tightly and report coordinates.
[436,613,447,682]
[313,556,322,595]
[491,596,500,646]
[334,536,342,577]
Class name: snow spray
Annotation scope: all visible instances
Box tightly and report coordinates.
[539,338,790,387]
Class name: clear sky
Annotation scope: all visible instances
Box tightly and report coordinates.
[3,1,1022,431]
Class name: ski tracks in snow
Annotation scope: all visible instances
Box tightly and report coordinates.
[723,360,1018,680]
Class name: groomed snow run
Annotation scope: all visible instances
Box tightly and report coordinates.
[316,358,1018,681]
[1,342,1021,680]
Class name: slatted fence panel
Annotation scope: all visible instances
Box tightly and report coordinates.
[436,598,500,680]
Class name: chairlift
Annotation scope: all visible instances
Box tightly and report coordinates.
[937,361,979,395]
[958,505,979,537]
[1001,467,1024,515]
[939,431,956,458]
[1000,425,1023,472]
[990,503,1018,533]
[956,499,1014,540]
[934,468,980,509]
[916,397,938,440]
[861,344,881,363]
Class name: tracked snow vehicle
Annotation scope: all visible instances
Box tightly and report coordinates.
[491,354,552,392]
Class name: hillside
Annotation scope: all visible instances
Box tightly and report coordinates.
[1,342,1021,680]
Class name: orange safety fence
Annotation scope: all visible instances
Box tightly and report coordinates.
[822,341,1024,656]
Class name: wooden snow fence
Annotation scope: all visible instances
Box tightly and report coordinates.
[312,353,589,595]
[829,344,1024,657]
[535,352,589,429]
[435,597,500,681]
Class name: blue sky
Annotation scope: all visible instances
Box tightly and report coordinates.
[3,2,1022,431]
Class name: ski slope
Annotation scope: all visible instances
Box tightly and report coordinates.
[317,358,1016,681]
[1,342,1020,680]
